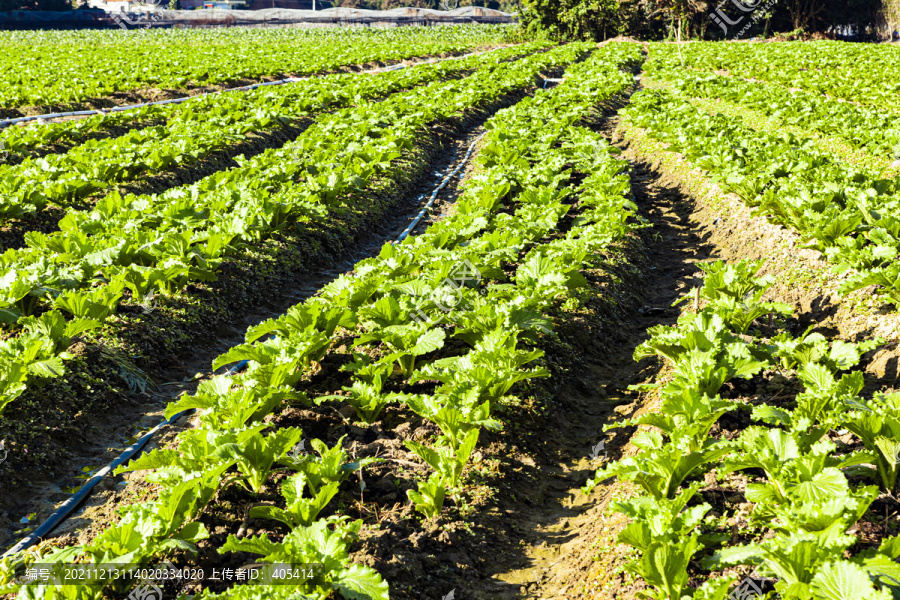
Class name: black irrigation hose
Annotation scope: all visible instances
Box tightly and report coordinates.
[398,70,564,242]
[395,131,486,243]
[1,360,250,558]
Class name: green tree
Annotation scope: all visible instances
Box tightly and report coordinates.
[520,0,625,40]
[882,0,900,36]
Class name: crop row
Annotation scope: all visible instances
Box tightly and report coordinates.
[647,41,900,111]
[0,43,545,220]
[1,25,521,110]
[0,44,540,158]
[642,57,900,163]
[0,44,591,423]
[0,41,644,600]
[586,259,900,599]
[621,89,900,310]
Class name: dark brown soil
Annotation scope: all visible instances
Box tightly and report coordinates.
[58,104,674,600]
[0,207,67,253]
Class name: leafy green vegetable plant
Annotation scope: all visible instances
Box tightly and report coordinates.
[249,472,340,529]
[223,427,305,494]
[407,473,447,520]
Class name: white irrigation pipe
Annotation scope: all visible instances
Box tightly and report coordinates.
[0,47,506,131]
[0,77,309,129]
[395,131,486,243]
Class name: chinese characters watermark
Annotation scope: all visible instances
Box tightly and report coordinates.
[708,0,777,39]
[729,570,774,600]
[110,8,163,31]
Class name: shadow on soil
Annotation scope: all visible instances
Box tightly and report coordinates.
[372,135,723,600]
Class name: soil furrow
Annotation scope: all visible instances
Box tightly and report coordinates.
[436,115,720,600]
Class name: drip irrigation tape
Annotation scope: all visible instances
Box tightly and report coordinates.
[1,359,250,558]
[395,131,486,244]
[0,47,505,131]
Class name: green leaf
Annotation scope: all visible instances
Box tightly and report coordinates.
[410,327,445,356]
[811,561,888,600]
[221,532,280,557]
[27,357,66,379]
[0,308,22,324]
[332,564,390,600]
[174,521,208,543]
[63,318,102,339]
[794,468,847,503]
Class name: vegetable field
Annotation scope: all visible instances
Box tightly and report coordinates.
[0,26,520,113]
[1,31,899,600]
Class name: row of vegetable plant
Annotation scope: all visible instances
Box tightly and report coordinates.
[0,44,540,158]
[1,25,521,110]
[0,42,545,221]
[641,57,900,163]
[0,41,644,600]
[645,41,900,111]
[620,89,900,310]
[586,258,900,599]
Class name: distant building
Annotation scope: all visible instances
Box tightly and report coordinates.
[89,0,171,10]
[180,0,317,7]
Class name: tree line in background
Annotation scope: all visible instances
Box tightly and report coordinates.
[520,0,891,41]
[1,0,896,41]
[1,0,68,10]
